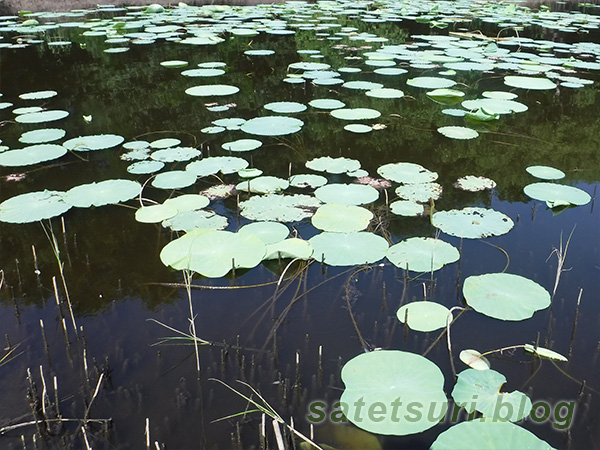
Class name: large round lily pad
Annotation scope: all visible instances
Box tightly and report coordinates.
[314,183,379,205]
[236,176,289,194]
[64,179,141,208]
[309,232,388,266]
[0,190,71,223]
[186,156,248,177]
[185,84,240,96]
[463,273,551,321]
[238,221,289,245]
[437,126,479,140]
[0,144,67,166]
[331,108,381,120]
[340,350,447,435]
[432,207,514,239]
[312,204,373,232]
[151,171,197,189]
[386,237,459,272]
[241,116,304,136]
[397,301,451,332]
[523,182,591,207]
[15,110,69,123]
[406,77,456,89]
[63,134,125,151]
[306,156,360,174]
[239,194,321,222]
[525,165,565,180]
[504,76,556,90]
[377,162,438,184]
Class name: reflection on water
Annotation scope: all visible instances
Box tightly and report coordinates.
[0,3,599,449]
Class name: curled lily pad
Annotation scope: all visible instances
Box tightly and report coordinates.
[438,126,479,140]
[523,344,568,362]
[264,238,313,260]
[463,273,551,321]
[63,134,125,151]
[0,190,71,223]
[0,144,67,166]
[340,350,447,435]
[241,116,304,136]
[239,194,321,222]
[306,156,360,174]
[64,179,141,208]
[309,232,388,266]
[432,207,514,239]
[452,369,532,422]
[431,419,556,449]
[459,349,491,370]
[525,165,565,180]
[386,237,459,272]
[377,162,438,184]
[312,204,373,233]
[314,183,379,205]
[160,230,265,278]
[397,301,451,332]
[523,182,591,207]
[454,175,497,192]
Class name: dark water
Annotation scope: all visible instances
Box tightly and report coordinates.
[0,4,599,450]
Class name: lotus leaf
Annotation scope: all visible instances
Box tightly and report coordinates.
[389,200,424,217]
[432,207,514,239]
[525,165,565,180]
[181,68,225,77]
[151,147,201,162]
[127,160,164,174]
[309,232,388,266]
[264,101,307,113]
[289,174,328,189]
[123,140,150,150]
[159,230,265,277]
[64,179,141,208]
[344,124,372,133]
[387,237,459,272]
[463,273,551,320]
[163,194,210,212]
[373,67,408,76]
[160,60,188,68]
[426,89,465,99]
[454,175,497,192]
[238,221,289,245]
[365,88,404,99]
[395,182,442,203]
[15,110,69,123]
[19,128,66,144]
[312,204,373,233]
[459,349,491,370]
[452,369,532,422]
[523,344,568,361]
[151,171,197,189]
[314,183,379,205]
[406,76,456,89]
[377,162,438,184]
[340,350,447,435]
[135,204,178,223]
[222,139,263,152]
[308,98,346,110]
[523,182,591,207]
[241,116,304,136]
[239,194,321,222]
[504,75,557,90]
[0,144,67,166]
[438,126,479,140]
[63,134,125,151]
[306,156,361,174]
[212,118,246,129]
[396,301,451,332]
[264,238,313,260]
[186,156,248,177]
[431,419,556,449]
[482,90,518,100]
[238,168,263,178]
[461,98,528,114]
[0,190,71,223]
[342,81,384,90]
[162,210,228,232]
[150,138,181,149]
[185,85,240,96]
[236,176,289,194]
[330,108,381,120]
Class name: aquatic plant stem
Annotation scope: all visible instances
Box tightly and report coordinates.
[183,270,201,376]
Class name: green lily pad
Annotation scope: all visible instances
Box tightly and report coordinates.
[63,134,125,151]
[523,344,568,361]
[238,221,289,245]
[461,98,528,115]
[15,110,69,123]
[406,77,456,89]
[463,273,551,321]
[309,98,346,110]
[239,194,321,222]
[222,139,263,152]
[289,174,328,189]
[127,160,164,174]
[238,168,263,178]
[452,369,532,422]
[150,138,181,149]
[264,238,313,260]
[340,350,447,435]
[504,75,557,90]
[342,81,384,90]
[344,124,373,133]
[0,144,67,166]
[312,204,373,233]
[426,89,465,99]
[431,419,556,449]
[236,176,289,194]
[135,204,178,223]
[160,230,265,278]
[0,190,71,223]
[309,232,388,266]
[438,126,479,140]
[19,128,66,144]
[432,207,514,239]
[523,182,591,207]
[331,108,381,120]
[64,179,141,208]
[395,182,442,203]
[389,200,424,217]
[459,349,491,370]
[151,147,201,162]
[454,176,497,192]
[306,156,360,174]
[314,183,379,205]
[185,85,240,96]
[386,237,459,272]
[160,60,188,68]
[264,101,307,113]
[241,116,304,136]
[163,194,210,212]
[365,88,404,99]
[377,162,438,184]
[151,170,197,189]
[525,165,566,180]
[162,210,228,232]
[19,90,58,100]
[397,301,452,332]
[186,156,249,177]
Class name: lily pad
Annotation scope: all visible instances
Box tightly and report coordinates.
[459,349,491,370]
[525,165,566,180]
[63,134,125,151]
[238,221,289,245]
[340,350,447,435]
[0,144,67,166]
[289,174,328,189]
[395,182,442,203]
[523,182,591,207]
[222,139,263,152]
[239,194,321,222]
[241,116,304,136]
[264,101,307,113]
[127,160,164,174]
[386,237,459,272]
[185,85,240,96]
[15,110,69,124]
[432,207,514,239]
[160,230,265,277]
[504,75,557,90]
[523,344,568,361]
[377,162,438,184]
[151,147,201,162]
[397,301,451,332]
[331,108,381,120]
[314,183,379,205]
[135,204,178,223]
[461,98,528,115]
[306,156,360,174]
[344,124,372,133]
[64,179,141,208]
[186,156,248,177]
[312,204,373,233]
[19,90,58,100]
[309,98,346,110]
[309,232,388,266]
[438,126,479,140]
[151,171,197,189]
[406,77,456,89]
[264,238,313,260]
[163,194,210,212]
[365,88,404,99]
[463,273,551,321]
[454,175,497,192]
[235,176,289,194]
[19,128,66,144]
[389,200,424,217]
[162,210,228,232]
[0,190,71,223]
[150,138,181,149]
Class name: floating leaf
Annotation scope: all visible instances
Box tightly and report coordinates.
[523,182,591,207]
[377,162,438,184]
[525,165,566,180]
[236,176,289,194]
[461,98,527,115]
[151,147,201,162]
[387,237,459,272]
[459,349,491,370]
[238,168,263,178]
[438,126,479,140]
[0,144,67,166]
[264,238,313,260]
[185,85,239,96]
[15,110,69,123]
[162,210,228,232]
[289,174,328,189]
[150,138,181,149]
[342,81,384,90]
[241,116,304,136]
[504,75,557,90]
[239,194,321,222]
[163,194,210,212]
[127,160,164,174]
[63,134,125,151]
[306,156,360,174]
[309,98,345,110]
[340,350,447,435]
[454,175,497,192]
[238,221,289,245]
[19,90,58,100]
[432,207,514,239]
[135,204,178,223]
[397,301,451,332]
[160,230,265,277]
[395,182,442,203]
[452,369,532,422]
[365,88,404,99]
[463,273,551,321]
[406,77,456,89]
[309,232,388,266]
[0,190,71,223]
[19,128,66,144]
[64,179,141,208]
[331,108,381,120]
[264,101,307,113]
[389,200,424,217]
[426,89,465,99]
[344,124,372,133]
[186,156,248,177]
[314,183,379,205]
[222,139,263,152]
[523,344,568,362]
[312,204,373,233]
[151,171,197,189]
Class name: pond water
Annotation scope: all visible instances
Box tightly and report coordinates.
[0,1,599,449]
